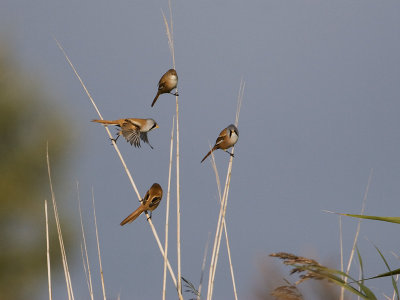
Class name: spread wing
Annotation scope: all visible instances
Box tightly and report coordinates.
[140,132,154,149]
[121,120,141,147]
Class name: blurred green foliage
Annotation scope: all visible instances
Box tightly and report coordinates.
[0,44,73,299]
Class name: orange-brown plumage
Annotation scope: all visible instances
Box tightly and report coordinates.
[92,118,159,148]
[151,69,178,107]
[201,125,239,163]
[120,183,163,225]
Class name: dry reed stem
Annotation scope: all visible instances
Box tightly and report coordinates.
[341,168,373,299]
[210,151,238,300]
[163,117,175,300]
[54,39,141,200]
[162,4,183,296]
[77,183,94,300]
[47,146,74,300]
[55,39,181,293]
[91,188,107,300]
[222,219,238,300]
[175,92,182,297]
[207,80,244,300]
[198,233,211,300]
[146,214,183,300]
[45,200,52,300]
[80,244,91,298]
[208,154,234,299]
[210,151,222,200]
[339,215,344,300]
[392,275,399,300]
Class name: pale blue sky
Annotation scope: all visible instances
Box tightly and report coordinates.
[2,0,400,299]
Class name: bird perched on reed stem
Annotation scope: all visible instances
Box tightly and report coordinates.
[201,124,239,163]
[120,183,163,225]
[151,69,178,107]
[92,118,158,148]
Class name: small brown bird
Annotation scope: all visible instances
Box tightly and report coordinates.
[151,69,178,107]
[92,118,158,149]
[120,183,163,225]
[201,124,239,163]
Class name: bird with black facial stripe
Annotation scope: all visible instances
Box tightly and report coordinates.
[201,124,239,163]
[92,118,159,149]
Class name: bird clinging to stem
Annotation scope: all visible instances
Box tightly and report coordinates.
[120,183,163,225]
[151,69,178,107]
[201,124,239,163]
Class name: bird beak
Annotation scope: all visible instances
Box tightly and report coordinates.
[156,124,159,128]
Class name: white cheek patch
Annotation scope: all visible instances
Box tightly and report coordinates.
[231,132,239,144]
[171,75,178,84]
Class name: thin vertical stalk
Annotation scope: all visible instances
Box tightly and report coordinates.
[344,170,373,275]
[162,2,181,295]
[223,220,238,300]
[175,93,182,295]
[77,183,94,300]
[163,117,175,300]
[45,200,52,300]
[80,244,91,297]
[339,215,344,300]
[198,234,211,300]
[207,81,244,300]
[47,145,74,300]
[91,189,107,300]
[210,152,238,300]
[208,158,234,299]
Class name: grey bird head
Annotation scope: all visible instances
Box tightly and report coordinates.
[227,124,239,138]
[145,119,159,132]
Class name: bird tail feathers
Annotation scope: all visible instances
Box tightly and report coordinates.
[201,149,214,163]
[120,206,145,226]
[91,119,118,125]
[151,93,160,107]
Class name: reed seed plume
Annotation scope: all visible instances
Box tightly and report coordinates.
[235,79,245,128]
[270,253,326,285]
[271,284,304,300]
